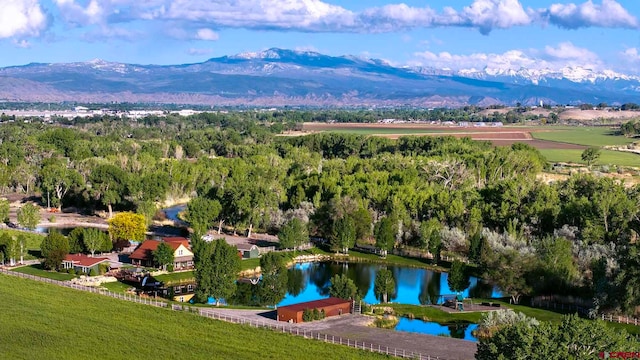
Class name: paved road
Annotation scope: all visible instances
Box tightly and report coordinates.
[201,308,477,360]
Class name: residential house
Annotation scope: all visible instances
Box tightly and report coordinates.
[129,237,194,270]
[62,254,110,274]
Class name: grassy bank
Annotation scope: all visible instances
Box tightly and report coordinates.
[539,149,640,167]
[0,274,388,360]
[383,304,483,324]
[12,264,75,281]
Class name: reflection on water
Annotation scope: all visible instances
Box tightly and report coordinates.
[278,262,502,307]
[395,318,479,342]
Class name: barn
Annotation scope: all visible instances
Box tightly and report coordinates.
[277,297,352,323]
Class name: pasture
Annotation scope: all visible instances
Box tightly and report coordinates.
[299,123,640,168]
[0,274,387,360]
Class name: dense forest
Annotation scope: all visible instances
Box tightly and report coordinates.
[0,112,638,315]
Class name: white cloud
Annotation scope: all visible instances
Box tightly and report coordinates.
[542,0,638,29]
[195,28,219,41]
[0,0,48,38]
[187,48,213,56]
[413,42,602,71]
[13,39,31,48]
[53,0,104,25]
[621,48,640,62]
[544,42,598,61]
[47,0,640,41]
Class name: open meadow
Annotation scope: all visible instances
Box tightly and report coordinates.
[0,274,387,360]
[299,123,640,168]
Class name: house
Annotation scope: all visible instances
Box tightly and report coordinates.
[62,254,110,274]
[161,282,196,303]
[236,243,260,259]
[277,297,353,323]
[129,237,194,270]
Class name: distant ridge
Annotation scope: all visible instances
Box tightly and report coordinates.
[0,48,638,106]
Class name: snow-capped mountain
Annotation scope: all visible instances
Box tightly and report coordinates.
[1,48,639,106]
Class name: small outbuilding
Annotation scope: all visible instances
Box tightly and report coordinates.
[236,243,260,259]
[277,297,352,323]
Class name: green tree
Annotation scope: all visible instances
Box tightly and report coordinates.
[17,203,40,230]
[136,201,158,227]
[108,212,146,243]
[89,164,128,218]
[39,160,81,210]
[83,228,109,257]
[278,218,309,250]
[329,274,359,300]
[374,268,396,303]
[40,230,69,270]
[581,147,600,167]
[374,216,397,254]
[153,242,175,271]
[258,252,288,306]
[207,239,241,306]
[186,197,222,238]
[331,216,356,253]
[476,315,640,360]
[67,227,85,254]
[0,198,9,223]
[447,260,470,293]
[484,250,533,304]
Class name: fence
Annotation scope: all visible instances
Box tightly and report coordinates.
[530,297,639,327]
[197,309,446,360]
[600,314,640,326]
[0,268,447,360]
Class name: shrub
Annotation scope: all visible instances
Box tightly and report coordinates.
[312,308,320,320]
[48,216,56,223]
[98,263,109,275]
[89,268,98,277]
[302,308,313,322]
[67,268,76,275]
[167,264,174,273]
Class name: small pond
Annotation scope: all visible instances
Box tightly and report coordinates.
[395,318,479,342]
[278,262,502,307]
[163,205,186,222]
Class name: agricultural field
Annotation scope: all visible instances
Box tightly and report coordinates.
[0,274,386,360]
[299,123,640,168]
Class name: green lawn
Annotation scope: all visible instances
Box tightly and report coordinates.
[384,304,483,324]
[155,271,196,285]
[0,274,387,360]
[0,229,44,259]
[539,149,640,167]
[12,264,75,281]
[532,127,635,147]
[101,280,133,293]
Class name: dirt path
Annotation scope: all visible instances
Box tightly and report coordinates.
[203,309,477,360]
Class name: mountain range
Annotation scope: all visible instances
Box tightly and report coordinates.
[0,48,639,107]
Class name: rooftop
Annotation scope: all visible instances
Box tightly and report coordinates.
[64,254,110,267]
[278,297,352,312]
[129,238,190,260]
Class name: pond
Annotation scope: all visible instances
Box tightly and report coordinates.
[163,205,186,222]
[278,261,502,307]
[395,318,479,341]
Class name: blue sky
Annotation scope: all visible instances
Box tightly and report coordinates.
[2,0,640,74]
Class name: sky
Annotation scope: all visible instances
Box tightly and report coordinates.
[2,0,640,74]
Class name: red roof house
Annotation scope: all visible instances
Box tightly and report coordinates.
[129,237,193,270]
[62,254,110,274]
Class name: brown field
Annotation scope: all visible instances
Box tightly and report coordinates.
[298,122,583,149]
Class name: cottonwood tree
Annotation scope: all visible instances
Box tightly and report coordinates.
[331,216,356,253]
[374,216,397,255]
[278,218,308,251]
[83,228,110,257]
[17,203,40,230]
[195,239,240,306]
[40,230,69,270]
[39,160,81,210]
[153,242,174,271]
[186,197,221,238]
[89,164,128,218]
[581,147,600,167]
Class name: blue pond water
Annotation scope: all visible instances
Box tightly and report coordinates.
[278,261,502,307]
[395,318,479,341]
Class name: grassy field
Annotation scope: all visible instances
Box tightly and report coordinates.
[0,274,388,360]
[532,127,635,147]
[12,264,75,281]
[0,229,44,259]
[100,280,133,293]
[539,149,640,167]
[155,270,196,285]
[384,304,483,324]
[324,128,451,135]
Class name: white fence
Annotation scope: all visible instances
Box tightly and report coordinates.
[0,268,448,360]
